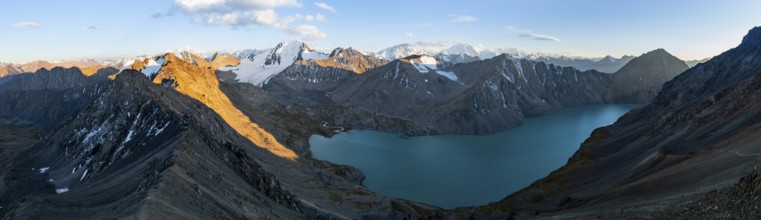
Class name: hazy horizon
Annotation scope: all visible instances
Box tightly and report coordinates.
[2,0,760,63]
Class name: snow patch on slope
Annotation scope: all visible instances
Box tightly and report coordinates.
[301,49,329,60]
[141,57,164,77]
[409,55,459,81]
[56,187,69,194]
[411,56,438,73]
[436,71,458,81]
[119,60,135,71]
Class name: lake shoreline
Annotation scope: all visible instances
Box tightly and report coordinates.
[310,104,643,209]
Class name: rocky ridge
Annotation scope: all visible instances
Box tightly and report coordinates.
[609,49,689,103]
[463,26,761,219]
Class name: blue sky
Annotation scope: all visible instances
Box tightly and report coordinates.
[1,0,760,62]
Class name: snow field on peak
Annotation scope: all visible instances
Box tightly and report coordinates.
[224,41,330,87]
[410,55,459,81]
[301,49,329,60]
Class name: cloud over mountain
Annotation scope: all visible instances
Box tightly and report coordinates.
[13,21,41,29]
[314,2,337,13]
[172,0,326,40]
[519,33,561,42]
[449,14,478,22]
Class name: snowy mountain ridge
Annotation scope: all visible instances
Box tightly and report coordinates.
[219,41,331,86]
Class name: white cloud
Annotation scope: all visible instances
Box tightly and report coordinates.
[405,32,414,38]
[416,40,458,47]
[505,26,530,33]
[449,14,477,22]
[151,12,174,18]
[415,23,434,28]
[174,0,302,13]
[291,13,325,22]
[271,13,326,28]
[251,9,278,25]
[519,33,561,42]
[287,25,326,40]
[217,13,240,25]
[13,21,41,29]
[173,0,328,40]
[315,14,326,22]
[302,14,315,21]
[507,25,560,42]
[82,26,100,31]
[314,2,337,13]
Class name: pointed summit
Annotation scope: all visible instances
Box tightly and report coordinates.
[295,47,386,74]
[609,48,689,103]
[599,55,617,63]
[645,48,669,56]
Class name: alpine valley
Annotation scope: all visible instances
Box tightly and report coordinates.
[4,23,761,220]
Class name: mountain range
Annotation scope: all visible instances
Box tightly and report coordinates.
[2,26,757,219]
[1,42,708,79]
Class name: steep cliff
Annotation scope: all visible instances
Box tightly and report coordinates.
[468,26,761,219]
[0,67,115,133]
[325,54,612,135]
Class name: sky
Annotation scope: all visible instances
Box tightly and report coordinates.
[1,0,760,63]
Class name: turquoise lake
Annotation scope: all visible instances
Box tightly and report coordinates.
[309,104,642,209]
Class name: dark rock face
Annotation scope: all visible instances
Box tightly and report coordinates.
[469,26,761,218]
[0,71,309,219]
[263,47,387,104]
[268,54,614,135]
[0,67,115,133]
[254,44,681,137]
[609,49,689,103]
[0,65,22,78]
[264,42,286,65]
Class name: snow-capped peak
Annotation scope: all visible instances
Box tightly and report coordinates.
[221,41,330,87]
[440,43,479,57]
[165,46,213,59]
[376,41,509,61]
[376,44,433,61]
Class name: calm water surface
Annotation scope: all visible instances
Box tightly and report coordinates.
[310,104,642,209]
